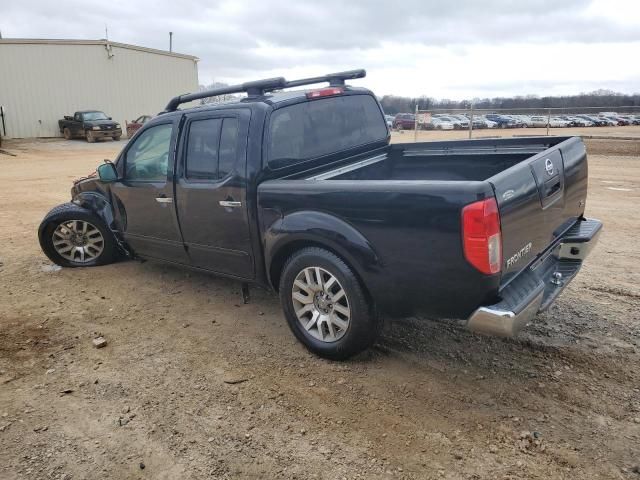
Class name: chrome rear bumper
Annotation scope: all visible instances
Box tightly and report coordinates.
[466,218,602,337]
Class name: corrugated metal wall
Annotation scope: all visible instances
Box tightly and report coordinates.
[0,41,199,138]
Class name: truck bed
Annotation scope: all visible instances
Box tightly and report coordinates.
[305,137,564,182]
[259,136,589,318]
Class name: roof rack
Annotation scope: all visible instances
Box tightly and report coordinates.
[163,69,366,112]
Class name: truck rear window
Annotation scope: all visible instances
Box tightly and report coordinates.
[268,94,388,169]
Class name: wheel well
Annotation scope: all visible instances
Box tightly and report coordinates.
[269,240,373,304]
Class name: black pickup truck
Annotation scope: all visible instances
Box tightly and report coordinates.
[38,70,602,359]
[59,111,122,142]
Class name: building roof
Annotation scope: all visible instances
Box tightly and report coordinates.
[0,38,199,61]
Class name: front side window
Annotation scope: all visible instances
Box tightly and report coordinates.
[268,94,387,169]
[124,123,173,182]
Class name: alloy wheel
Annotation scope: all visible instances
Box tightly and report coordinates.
[52,220,104,264]
[291,267,351,342]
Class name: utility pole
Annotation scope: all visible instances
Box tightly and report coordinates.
[169,32,173,52]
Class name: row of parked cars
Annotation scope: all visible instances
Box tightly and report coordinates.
[389,112,640,131]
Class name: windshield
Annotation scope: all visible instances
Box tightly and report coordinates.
[83,111,109,121]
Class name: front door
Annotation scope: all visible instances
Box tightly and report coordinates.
[174,109,254,278]
[109,119,188,263]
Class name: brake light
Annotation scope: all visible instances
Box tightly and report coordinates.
[306,87,343,99]
[462,198,502,274]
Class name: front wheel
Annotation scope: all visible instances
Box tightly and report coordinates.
[38,203,117,268]
[279,247,380,360]
[86,131,96,143]
[63,127,72,140]
[112,135,121,141]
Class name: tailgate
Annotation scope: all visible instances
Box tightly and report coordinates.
[489,137,589,286]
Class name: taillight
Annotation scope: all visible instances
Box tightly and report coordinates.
[306,87,343,99]
[462,198,502,274]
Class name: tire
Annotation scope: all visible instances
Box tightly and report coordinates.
[500,123,506,129]
[63,127,72,140]
[86,131,96,143]
[112,135,121,141]
[38,203,117,268]
[279,247,380,360]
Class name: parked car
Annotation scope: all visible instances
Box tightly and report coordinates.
[609,116,631,126]
[623,115,640,125]
[597,116,618,126]
[515,115,535,128]
[529,116,549,128]
[477,116,497,128]
[435,115,468,130]
[38,69,602,360]
[428,117,455,130]
[59,111,122,142]
[576,115,608,126]
[485,114,518,128]
[393,113,416,130]
[470,117,490,129]
[384,114,394,128]
[549,117,571,128]
[126,115,153,137]
[562,116,593,127]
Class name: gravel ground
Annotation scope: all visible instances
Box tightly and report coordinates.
[0,136,639,480]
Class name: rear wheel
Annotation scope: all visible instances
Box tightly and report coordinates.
[39,203,117,268]
[279,247,380,360]
[63,127,72,140]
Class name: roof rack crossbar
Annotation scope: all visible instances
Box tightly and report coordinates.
[163,68,366,112]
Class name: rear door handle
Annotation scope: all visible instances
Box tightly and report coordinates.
[219,200,242,208]
[155,196,173,204]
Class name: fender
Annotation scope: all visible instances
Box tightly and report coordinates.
[73,191,116,231]
[263,210,383,290]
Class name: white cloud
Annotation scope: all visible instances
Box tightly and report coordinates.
[2,0,639,99]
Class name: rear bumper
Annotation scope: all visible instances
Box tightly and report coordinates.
[466,217,602,337]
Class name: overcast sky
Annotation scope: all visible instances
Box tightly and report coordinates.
[2,0,639,99]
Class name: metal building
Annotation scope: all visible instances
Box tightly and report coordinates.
[0,38,199,138]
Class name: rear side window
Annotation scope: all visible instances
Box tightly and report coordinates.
[185,117,240,180]
[268,95,387,169]
[186,118,222,180]
[218,118,239,178]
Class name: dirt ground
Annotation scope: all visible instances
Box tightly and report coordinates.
[0,134,639,480]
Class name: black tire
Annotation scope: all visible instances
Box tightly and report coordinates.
[38,203,117,268]
[279,247,380,360]
[112,135,121,141]
[63,127,72,140]
[86,131,96,143]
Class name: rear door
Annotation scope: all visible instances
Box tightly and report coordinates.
[489,138,589,285]
[174,109,254,278]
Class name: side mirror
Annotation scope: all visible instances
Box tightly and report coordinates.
[97,162,118,183]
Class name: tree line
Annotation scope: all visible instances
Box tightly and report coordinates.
[379,89,640,114]
[198,83,640,114]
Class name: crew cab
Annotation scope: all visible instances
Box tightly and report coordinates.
[59,111,122,142]
[38,70,602,360]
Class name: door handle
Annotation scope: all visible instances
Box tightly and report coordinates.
[219,200,242,208]
[155,196,173,204]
